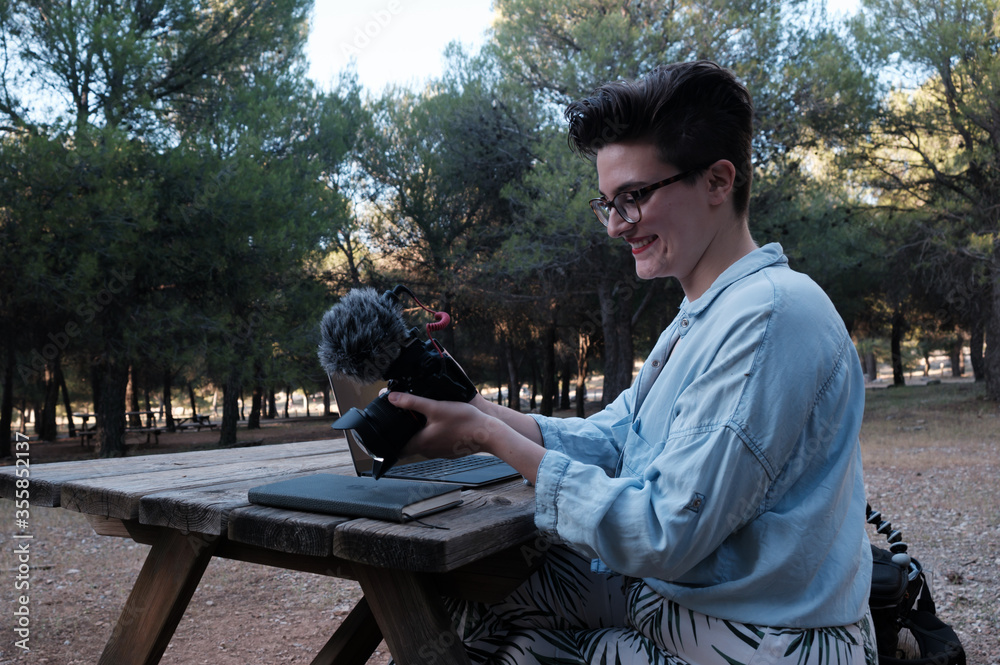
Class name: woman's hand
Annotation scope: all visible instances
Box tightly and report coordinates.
[387,391,546,484]
[387,391,493,459]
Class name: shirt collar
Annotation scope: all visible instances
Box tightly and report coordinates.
[681,243,787,316]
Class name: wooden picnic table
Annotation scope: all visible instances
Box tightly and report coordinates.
[124,410,163,445]
[125,409,159,427]
[72,412,99,446]
[72,412,98,430]
[174,413,216,431]
[0,438,537,664]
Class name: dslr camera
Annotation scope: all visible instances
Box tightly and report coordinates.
[321,285,477,478]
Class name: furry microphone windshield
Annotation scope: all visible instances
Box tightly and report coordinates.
[317,287,411,384]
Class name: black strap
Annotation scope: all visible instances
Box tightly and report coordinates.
[866,500,965,665]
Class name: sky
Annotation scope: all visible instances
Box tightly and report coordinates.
[305,0,862,94]
[305,0,497,93]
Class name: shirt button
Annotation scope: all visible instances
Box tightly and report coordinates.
[651,360,660,368]
[681,318,689,328]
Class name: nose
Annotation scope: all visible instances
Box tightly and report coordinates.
[605,207,632,238]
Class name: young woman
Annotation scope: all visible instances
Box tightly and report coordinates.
[388,61,877,664]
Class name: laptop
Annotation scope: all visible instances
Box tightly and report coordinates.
[329,375,521,488]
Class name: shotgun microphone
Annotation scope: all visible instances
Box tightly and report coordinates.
[317,285,476,477]
[317,286,410,384]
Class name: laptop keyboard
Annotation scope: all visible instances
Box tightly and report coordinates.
[388,455,503,479]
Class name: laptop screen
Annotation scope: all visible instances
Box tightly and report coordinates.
[329,376,430,476]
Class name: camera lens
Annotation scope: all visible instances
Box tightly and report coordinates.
[334,393,424,461]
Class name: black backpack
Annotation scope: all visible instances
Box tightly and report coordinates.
[867,503,966,664]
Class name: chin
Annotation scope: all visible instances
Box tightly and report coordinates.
[632,258,667,281]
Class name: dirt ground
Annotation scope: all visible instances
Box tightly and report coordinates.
[1,388,998,664]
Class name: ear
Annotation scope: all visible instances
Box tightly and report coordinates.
[705,160,736,207]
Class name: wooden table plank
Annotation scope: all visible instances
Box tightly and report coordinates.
[59,450,353,522]
[227,503,352,558]
[0,438,346,506]
[333,481,536,572]
[137,461,354,536]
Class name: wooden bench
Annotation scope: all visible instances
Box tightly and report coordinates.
[125,427,162,446]
[176,414,217,432]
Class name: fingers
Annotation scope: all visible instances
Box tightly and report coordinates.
[386,391,434,413]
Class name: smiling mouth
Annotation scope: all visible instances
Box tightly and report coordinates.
[629,236,656,254]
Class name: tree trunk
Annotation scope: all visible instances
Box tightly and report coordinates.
[864,351,878,382]
[576,332,590,418]
[143,386,154,428]
[891,306,906,387]
[38,362,59,441]
[163,369,176,432]
[560,358,572,411]
[57,360,76,438]
[90,363,102,429]
[98,361,129,458]
[505,341,520,412]
[984,275,1000,401]
[598,278,634,405]
[970,319,985,381]
[1,340,14,458]
[540,319,556,417]
[496,360,504,406]
[220,371,241,446]
[950,336,964,378]
[322,383,331,416]
[249,383,263,430]
[529,359,538,411]
[126,366,141,428]
[18,399,28,434]
[188,382,198,416]
[284,385,292,418]
[266,386,277,419]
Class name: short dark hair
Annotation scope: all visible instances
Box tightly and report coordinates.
[565,60,754,217]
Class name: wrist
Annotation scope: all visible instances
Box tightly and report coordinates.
[471,392,497,416]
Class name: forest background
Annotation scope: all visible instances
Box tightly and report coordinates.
[2,0,1000,458]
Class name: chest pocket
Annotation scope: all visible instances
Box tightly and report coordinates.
[613,417,664,478]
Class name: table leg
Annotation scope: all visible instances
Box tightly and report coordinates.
[309,596,383,665]
[98,528,220,665]
[353,563,471,665]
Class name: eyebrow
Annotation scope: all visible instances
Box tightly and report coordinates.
[598,179,649,199]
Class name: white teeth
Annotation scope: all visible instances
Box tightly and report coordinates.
[630,237,655,249]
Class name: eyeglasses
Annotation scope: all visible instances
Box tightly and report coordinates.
[589,168,702,226]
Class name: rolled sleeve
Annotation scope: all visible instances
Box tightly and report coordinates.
[533,423,770,580]
[528,388,633,474]
[532,449,571,539]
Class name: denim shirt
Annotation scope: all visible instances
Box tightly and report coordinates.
[531,243,871,628]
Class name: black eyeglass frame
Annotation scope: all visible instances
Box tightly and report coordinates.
[589,167,705,226]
